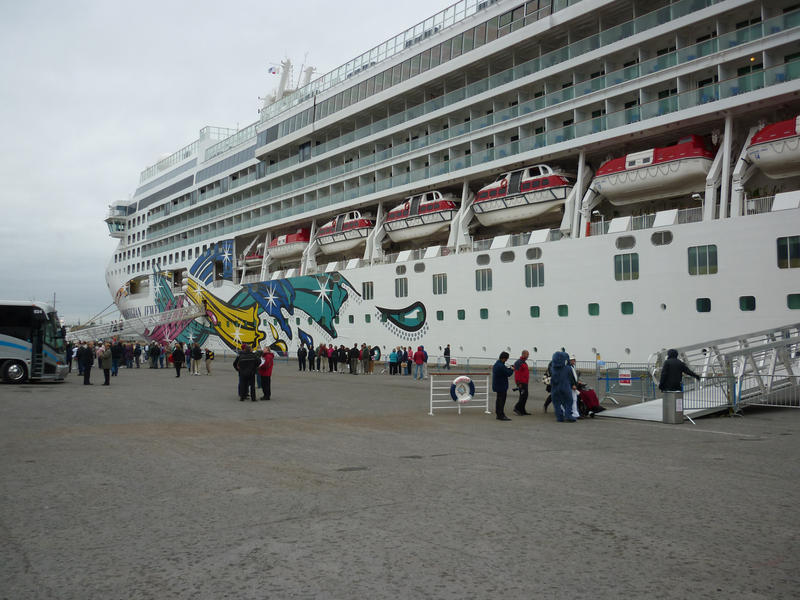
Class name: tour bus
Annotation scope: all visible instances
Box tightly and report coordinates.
[0,300,68,383]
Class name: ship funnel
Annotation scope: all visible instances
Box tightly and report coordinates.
[277,58,292,100]
[301,66,316,87]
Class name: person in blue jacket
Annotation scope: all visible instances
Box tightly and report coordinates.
[492,351,515,421]
[549,350,577,422]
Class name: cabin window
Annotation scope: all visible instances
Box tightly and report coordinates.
[526,247,542,260]
[614,253,639,281]
[362,281,374,300]
[529,306,540,318]
[588,303,600,316]
[651,231,673,246]
[621,301,634,315]
[476,254,490,265]
[394,277,408,298]
[348,315,354,324]
[688,245,718,275]
[739,296,756,311]
[432,273,447,295]
[777,235,800,268]
[295,318,301,325]
[480,308,489,320]
[696,298,711,312]
[557,304,569,317]
[335,316,340,324]
[436,310,444,321]
[475,268,492,292]
[413,263,425,273]
[788,294,800,309]
[365,314,371,323]
[615,236,636,250]
[525,263,544,288]
[457,309,466,320]
[396,265,407,275]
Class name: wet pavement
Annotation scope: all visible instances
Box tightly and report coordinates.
[1,360,798,599]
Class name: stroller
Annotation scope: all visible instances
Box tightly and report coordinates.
[576,382,605,418]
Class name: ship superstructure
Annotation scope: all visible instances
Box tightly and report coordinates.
[105,0,800,363]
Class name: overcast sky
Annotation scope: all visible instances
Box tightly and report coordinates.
[0,0,440,323]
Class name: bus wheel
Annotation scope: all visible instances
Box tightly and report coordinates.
[2,361,27,384]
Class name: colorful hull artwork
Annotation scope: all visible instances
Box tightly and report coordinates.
[141,241,427,353]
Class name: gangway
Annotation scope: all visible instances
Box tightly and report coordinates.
[66,305,206,342]
[601,323,800,422]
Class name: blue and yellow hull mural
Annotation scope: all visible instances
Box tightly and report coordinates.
[140,241,429,353]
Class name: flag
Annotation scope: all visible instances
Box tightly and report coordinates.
[267,66,279,74]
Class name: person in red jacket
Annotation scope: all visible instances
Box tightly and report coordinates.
[412,346,426,380]
[257,347,275,401]
[512,349,531,416]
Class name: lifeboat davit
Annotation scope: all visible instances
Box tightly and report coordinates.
[593,135,715,205]
[268,228,310,259]
[746,116,800,179]
[315,211,373,255]
[383,191,458,243]
[473,164,572,227]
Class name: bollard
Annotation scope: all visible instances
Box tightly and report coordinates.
[662,391,684,424]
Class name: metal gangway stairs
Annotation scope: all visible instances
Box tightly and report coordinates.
[66,305,206,342]
[601,323,800,422]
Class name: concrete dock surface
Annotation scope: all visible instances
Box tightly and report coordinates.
[1,361,798,599]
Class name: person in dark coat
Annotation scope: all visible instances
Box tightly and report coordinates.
[297,344,307,371]
[549,350,576,422]
[234,344,259,401]
[172,342,185,377]
[111,341,123,376]
[307,344,316,372]
[133,343,142,368]
[659,349,701,392]
[101,342,113,385]
[191,343,203,375]
[491,351,515,421]
[77,341,94,385]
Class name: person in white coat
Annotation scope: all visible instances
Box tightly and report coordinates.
[569,355,581,419]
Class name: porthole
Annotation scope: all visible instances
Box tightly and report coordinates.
[651,231,673,246]
[500,251,515,263]
[615,235,636,250]
[413,263,425,273]
[476,254,490,265]
[395,265,406,275]
[526,247,542,260]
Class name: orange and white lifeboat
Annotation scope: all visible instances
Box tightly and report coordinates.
[593,135,715,205]
[473,164,572,227]
[315,211,373,255]
[746,116,800,179]
[268,228,310,259]
[383,191,458,243]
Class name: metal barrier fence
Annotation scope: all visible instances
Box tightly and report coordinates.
[429,371,491,416]
[736,374,800,410]
[598,363,658,404]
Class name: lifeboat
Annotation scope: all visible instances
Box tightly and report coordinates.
[268,228,310,259]
[383,191,459,243]
[593,135,715,205]
[473,164,572,227]
[746,116,800,179]
[315,211,373,255]
[242,243,265,266]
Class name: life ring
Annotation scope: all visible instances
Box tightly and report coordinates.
[450,376,475,403]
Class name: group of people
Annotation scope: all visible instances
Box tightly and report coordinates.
[296,342,379,375]
[233,343,274,401]
[387,346,429,379]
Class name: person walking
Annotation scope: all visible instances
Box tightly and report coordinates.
[191,343,202,375]
[78,341,94,385]
[233,344,259,401]
[257,347,275,400]
[443,344,451,370]
[659,349,701,391]
[204,347,215,375]
[513,349,531,416]
[492,351,515,421]
[101,342,113,385]
[549,350,576,422]
[172,342,185,377]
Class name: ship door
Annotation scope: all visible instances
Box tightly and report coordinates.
[508,170,523,195]
[334,215,344,233]
[409,195,422,216]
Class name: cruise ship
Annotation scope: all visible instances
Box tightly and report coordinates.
[104,0,800,364]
